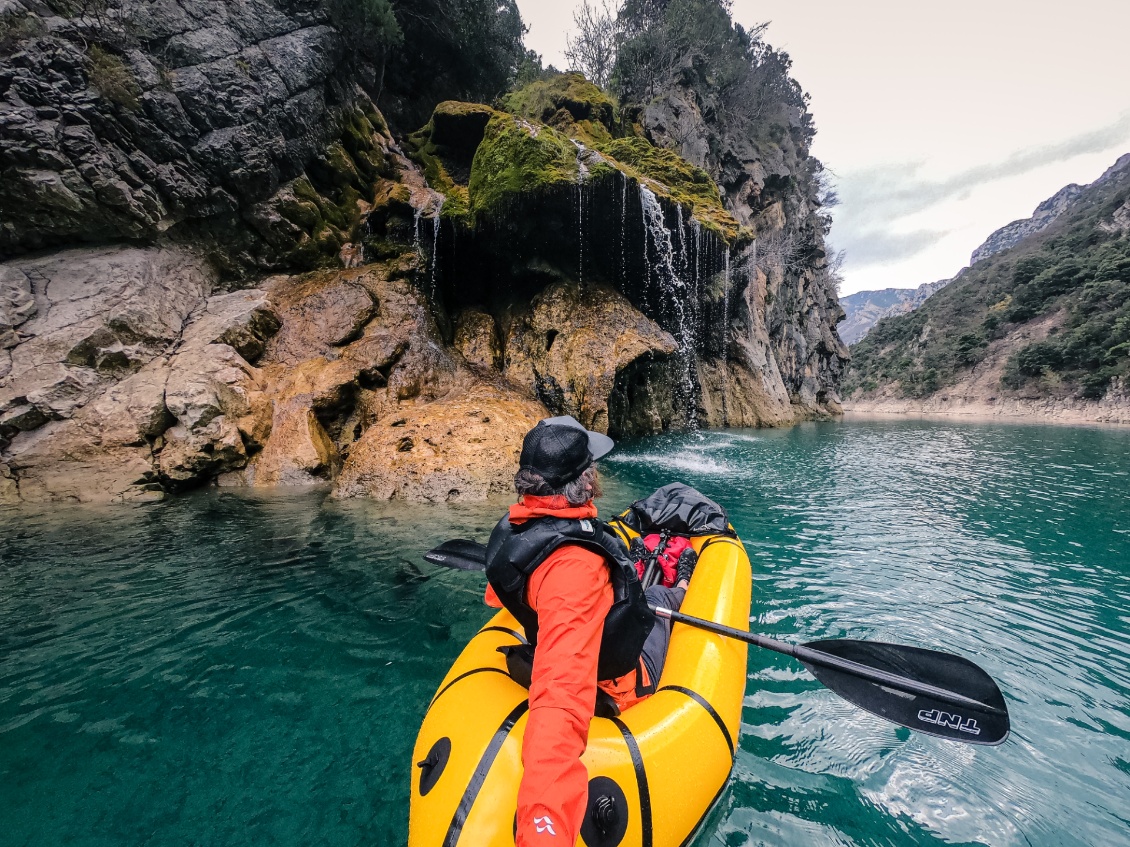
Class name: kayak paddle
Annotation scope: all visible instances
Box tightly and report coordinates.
[421,539,1011,745]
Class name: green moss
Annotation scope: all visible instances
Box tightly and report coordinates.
[340,112,379,178]
[408,95,742,243]
[325,143,363,188]
[292,176,321,206]
[600,137,742,241]
[405,104,496,226]
[377,183,413,209]
[276,196,322,231]
[502,73,617,139]
[467,113,579,216]
[87,45,140,111]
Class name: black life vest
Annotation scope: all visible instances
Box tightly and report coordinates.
[485,514,655,680]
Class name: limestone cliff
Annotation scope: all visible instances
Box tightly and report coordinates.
[621,18,849,418]
[1,1,847,505]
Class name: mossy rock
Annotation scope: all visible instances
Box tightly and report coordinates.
[411,94,743,244]
[601,137,742,242]
[340,108,393,181]
[406,103,496,227]
[430,101,498,150]
[503,73,617,139]
[467,113,585,217]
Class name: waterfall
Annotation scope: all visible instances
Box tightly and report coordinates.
[675,204,688,275]
[721,248,731,361]
[412,206,424,261]
[721,247,732,426]
[572,140,588,283]
[639,185,698,430]
[676,204,699,378]
[619,171,628,284]
[430,195,445,304]
[682,216,700,359]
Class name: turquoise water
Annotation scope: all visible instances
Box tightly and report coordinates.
[2,420,1129,847]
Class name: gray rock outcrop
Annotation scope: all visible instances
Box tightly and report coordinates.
[970,185,1084,265]
[0,0,386,269]
[641,76,848,419]
[0,245,282,502]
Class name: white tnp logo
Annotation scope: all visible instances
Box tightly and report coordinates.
[533,815,557,836]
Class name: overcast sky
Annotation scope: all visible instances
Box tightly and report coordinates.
[514,0,1130,295]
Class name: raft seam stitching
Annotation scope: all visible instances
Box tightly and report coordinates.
[657,685,735,758]
[611,717,653,847]
[442,700,529,847]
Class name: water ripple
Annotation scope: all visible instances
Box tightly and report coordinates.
[2,421,1129,847]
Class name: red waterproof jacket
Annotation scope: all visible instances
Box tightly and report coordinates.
[483,495,612,846]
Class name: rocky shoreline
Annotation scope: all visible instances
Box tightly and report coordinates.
[843,392,1130,426]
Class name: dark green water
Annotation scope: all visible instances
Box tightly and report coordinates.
[2,420,1129,847]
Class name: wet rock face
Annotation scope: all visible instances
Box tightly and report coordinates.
[454,308,501,372]
[501,281,676,433]
[333,385,545,503]
[0,239,688,503]
[0,0,380,267]
[641,82,848,418]
[230,261,546,502]
[407,83,844,434]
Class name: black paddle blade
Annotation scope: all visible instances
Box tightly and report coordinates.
[801,639,1011,746]
[422,539,488,571]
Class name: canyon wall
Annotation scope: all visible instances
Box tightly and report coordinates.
[1,1,848,505]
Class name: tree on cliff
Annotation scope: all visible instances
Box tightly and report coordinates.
[614,0,813,148]
[564,0,619,89]
[379,0,527,130]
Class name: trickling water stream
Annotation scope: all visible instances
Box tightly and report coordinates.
[572,140,588,284]
[412,207,424,261]
[429,196,444,305]
[639,185,705,429]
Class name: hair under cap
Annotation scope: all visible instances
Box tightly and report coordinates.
[518,416,614,487]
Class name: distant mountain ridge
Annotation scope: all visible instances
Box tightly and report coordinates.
[839,280,950,345]
[839,154,1130,346]
[970,184,1085,265]
[845,151,1130,411]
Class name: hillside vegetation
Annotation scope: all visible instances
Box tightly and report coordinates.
[846,156,1130,401]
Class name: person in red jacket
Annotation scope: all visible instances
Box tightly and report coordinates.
[483,416,693,846]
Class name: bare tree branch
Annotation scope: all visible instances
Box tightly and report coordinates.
[564,0,619,88]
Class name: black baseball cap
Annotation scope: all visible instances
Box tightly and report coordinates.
[519,415,616,487]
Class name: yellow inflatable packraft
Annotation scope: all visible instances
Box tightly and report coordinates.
[409,528,751,847]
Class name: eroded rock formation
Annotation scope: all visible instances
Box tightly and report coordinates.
[1,4,849,505]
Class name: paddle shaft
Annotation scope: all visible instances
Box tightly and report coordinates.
[652,605,1005,716]
[421,539,1009,727]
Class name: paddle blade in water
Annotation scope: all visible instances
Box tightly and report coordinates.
[801,639,1010,746]
[422,539,488,570]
